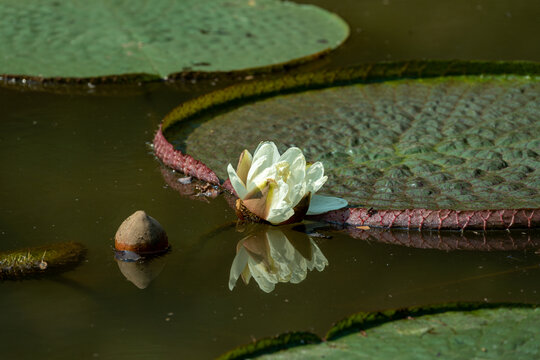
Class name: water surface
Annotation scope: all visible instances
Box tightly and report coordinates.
[1,1,539,359]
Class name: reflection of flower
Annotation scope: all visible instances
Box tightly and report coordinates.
[229,225,328,293]
[227,141,347,225]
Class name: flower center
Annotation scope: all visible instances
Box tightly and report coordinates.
[274,162,291,183]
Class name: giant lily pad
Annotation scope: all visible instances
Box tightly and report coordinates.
[155,61,540,230]
[217,303,540,360]
[0,0,348,81]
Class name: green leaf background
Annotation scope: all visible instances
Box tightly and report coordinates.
[0,0,349,79]
[218,304,540,360]
[164,69,539,210]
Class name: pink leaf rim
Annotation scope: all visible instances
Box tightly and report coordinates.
[154,127,539,231]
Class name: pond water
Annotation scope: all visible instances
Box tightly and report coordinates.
[1,1,539,359]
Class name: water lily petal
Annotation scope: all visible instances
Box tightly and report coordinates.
[229,226,330,293]
[274,160,291,183]
[241,265,252,285]
[278,147,304,168]
[307,194,348,215]
[266,231,291,278]
[247,142,280,188]
[248,256,277,293]
[307,239,329,272]
[227,163,248,199]
[265,227,290,243]
[243,180,273,220]
[266,228,295,263]
[267,229,303,282]
[266,180,295,224]
[266,210,295,225]
[279,147,307,206]
[253,141,280,162]
[288,169,307,207]
[241,234,268,259]
[228,246,250,290]
[246,157,277,194]
[228,141,333,225]
[289,258,308,284]
[236,149,252,184]
[305,162,327,194]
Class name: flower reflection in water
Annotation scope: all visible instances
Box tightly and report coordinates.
[229,224,328,293]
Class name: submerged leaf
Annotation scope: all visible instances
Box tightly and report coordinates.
[0,242,86,280]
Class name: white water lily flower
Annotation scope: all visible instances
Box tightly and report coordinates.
[229,226,328,293]
[227,141,347,225]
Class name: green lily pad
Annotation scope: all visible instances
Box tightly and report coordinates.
[165,69,539,211]
[218,304,540,360]
[219,332,322,360]
[0,0,348,80]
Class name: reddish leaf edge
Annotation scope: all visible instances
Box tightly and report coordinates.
[153,126,539,231]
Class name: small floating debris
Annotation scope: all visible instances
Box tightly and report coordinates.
[115,210,169,254]
[177,176,192,185]
[195,183,221,198]
[160,167,223,203]
[356,225,371,230]
[0,242,86,280]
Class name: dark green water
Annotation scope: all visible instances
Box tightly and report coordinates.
[1,1,540,359]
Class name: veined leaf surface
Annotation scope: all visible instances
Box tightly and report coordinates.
[177,75,539,210]
[0,0,349,80]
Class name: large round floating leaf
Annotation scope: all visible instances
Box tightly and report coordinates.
[180,75,540,210]
[0,0,349,81]
[155,60,540,229]
[217,304,540,360]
